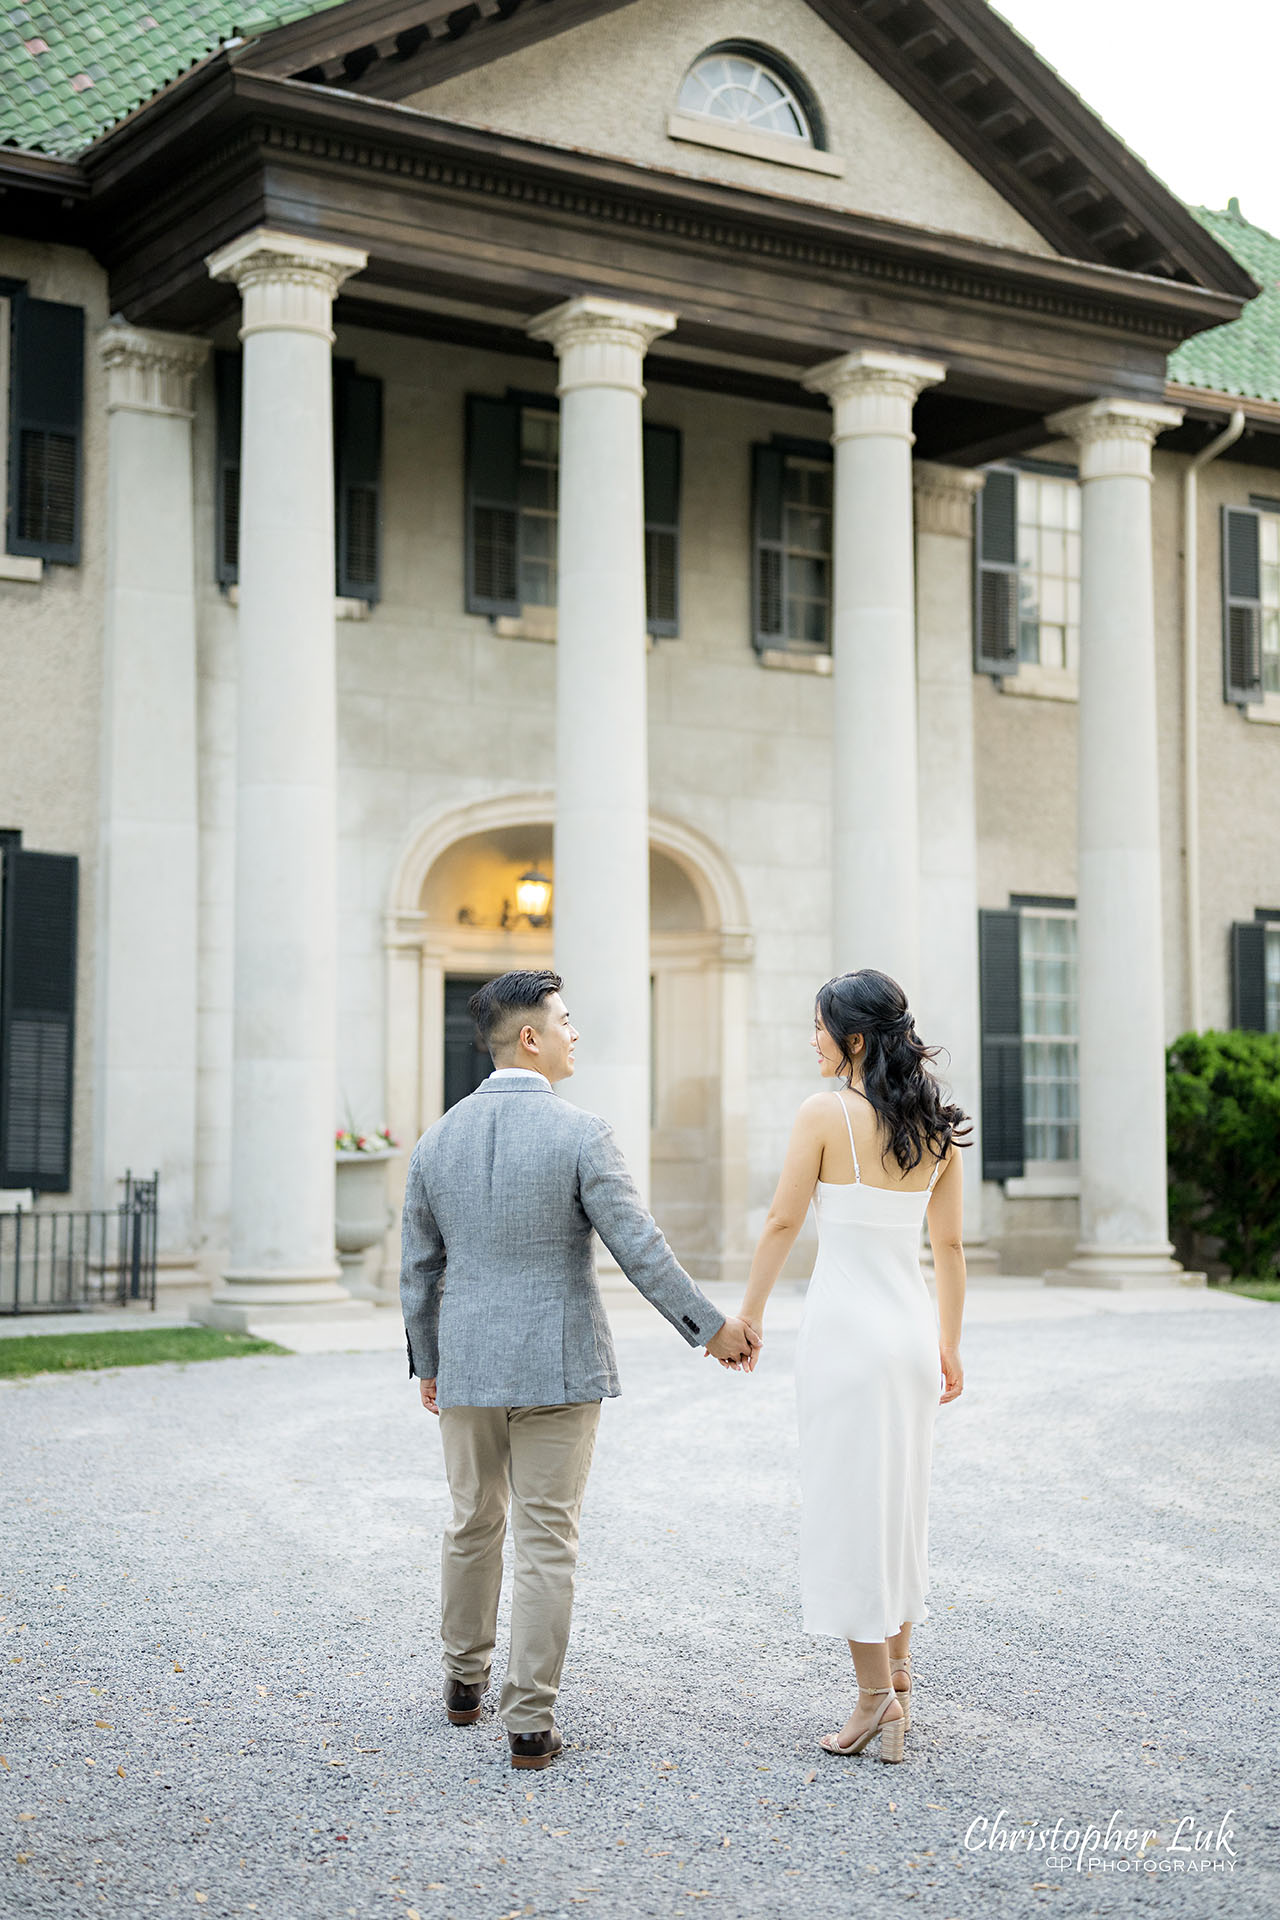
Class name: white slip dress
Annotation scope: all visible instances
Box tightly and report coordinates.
[794,1092,944,1642]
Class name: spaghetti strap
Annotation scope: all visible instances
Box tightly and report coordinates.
[833,1091,861,1184]
[927,1146,948,1193]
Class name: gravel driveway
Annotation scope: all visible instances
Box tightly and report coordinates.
[2,1292,1276,1918]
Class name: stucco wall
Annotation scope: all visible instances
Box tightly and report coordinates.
[408,0,1055,257]
[0,240,109,1209]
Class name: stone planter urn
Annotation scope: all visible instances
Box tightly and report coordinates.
[334,1147,397,1296]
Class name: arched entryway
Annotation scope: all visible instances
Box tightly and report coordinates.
[383,792,753,1280]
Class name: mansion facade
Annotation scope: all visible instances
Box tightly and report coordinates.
[2,0,1279,1306]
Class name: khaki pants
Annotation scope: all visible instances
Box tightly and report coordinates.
[438,1400,600,1733]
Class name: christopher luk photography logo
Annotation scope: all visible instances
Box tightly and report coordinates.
[963,1806,1239,1874]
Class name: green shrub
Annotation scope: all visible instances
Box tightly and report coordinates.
[1166,1030,1280,1281]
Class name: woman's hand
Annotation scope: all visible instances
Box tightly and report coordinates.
[737,1315,764,1372]
[707,1314,763,1370]
[939,1344,963,1405]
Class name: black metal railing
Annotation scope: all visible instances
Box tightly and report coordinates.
[0,1172,159,1315]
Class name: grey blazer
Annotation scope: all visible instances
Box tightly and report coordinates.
[399,1075,727,1409]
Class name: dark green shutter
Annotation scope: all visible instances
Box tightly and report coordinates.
[214,350,242,586]
[752,443,786,651]
[0,849,78,1193]
[979,907,1024,1181]
[643,423,680,637]
[8,293,83,565]
[1222,506,1263,704]
[465,395,520,615]
[974,468,1020,675]
[335,365,382,604]
[1230,921,1267,1030]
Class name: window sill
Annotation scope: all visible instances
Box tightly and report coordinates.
[998,661,1078,703]
[223,585,372,621]
[491,608,677,648]
[1243,691,1280,725]
[493,606,557,643]
[0,553,43,584]
[758,647,832,676]
[1004,1170,1081,1199]
[666,111,846,178]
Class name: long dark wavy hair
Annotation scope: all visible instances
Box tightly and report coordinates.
[816,968,972,1175]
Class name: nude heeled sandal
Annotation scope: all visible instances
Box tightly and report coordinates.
[890,1655,912,1732]
[819,1685,906,1763]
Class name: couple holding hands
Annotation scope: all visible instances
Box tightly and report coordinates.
[400,966,966,1770]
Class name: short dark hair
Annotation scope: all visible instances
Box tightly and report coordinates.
[468,969,564,1058]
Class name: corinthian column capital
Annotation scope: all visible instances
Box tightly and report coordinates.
[913,462,984,539]
[100,323,209,417]
[528,295,676,398]
[1045,396,1184,482]
[205,227,367,343]
[803,348,945,444]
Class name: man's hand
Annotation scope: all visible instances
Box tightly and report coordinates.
[419,1377,439,1415]
[705,1315,761,1371]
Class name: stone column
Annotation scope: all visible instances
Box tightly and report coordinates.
[200,228,368,1326]
[1044,396,1194,1287]
[95,324,208,1275]
[803,350,945,1002]
[527,296,675,1199]
[912,461,992,1261]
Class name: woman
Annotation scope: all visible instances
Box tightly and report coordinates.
[736,969,967,1762]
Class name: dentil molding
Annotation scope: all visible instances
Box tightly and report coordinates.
[100,322,209,417]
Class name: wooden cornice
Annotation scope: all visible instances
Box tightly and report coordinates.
[0,144,90,246]
[219,0,1256,303]
[82,66,1246,357]
[813,0,1256,296]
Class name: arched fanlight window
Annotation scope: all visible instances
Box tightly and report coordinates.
[677,47,815,145]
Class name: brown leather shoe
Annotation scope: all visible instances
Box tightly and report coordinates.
[508,1727,563,1771]
[443,1678,486,1726]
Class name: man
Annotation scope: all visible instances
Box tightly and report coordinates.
[400,968,759,1771]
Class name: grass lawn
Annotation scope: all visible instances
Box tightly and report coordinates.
[1212,1279,1280,1303]
[0,1327,289,1379]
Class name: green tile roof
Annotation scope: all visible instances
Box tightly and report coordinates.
[1168,204,1280,405]
[0,1,347,157]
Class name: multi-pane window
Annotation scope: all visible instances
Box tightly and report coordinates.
[517,409,558,608]
[677,51,811,141]
[753,446,833,654]
[1020,908,1079,1164]
[780,458,832,648]
[1017,472,1081,670]
[466,398,679,631]
[1258,510,1280,694]
[1266,926,1280,1033]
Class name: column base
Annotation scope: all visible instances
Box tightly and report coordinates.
[1045,1248,1206,1290]
[193,1265,375,1333]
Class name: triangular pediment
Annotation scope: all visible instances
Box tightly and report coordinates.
[241,0,1253,297]
[405,0,1059,257]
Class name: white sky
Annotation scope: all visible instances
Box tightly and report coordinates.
[991,0,1280,236]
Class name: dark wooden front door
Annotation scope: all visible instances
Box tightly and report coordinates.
[443,975,494,1111]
